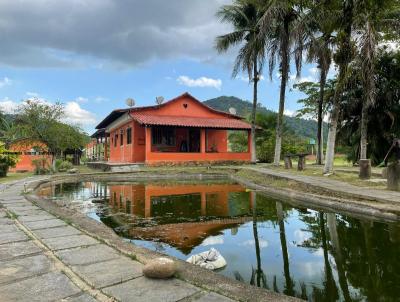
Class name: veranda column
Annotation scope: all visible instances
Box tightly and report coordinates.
[145,127,152,164]
[248,130,252,158]
[200,129,206,153]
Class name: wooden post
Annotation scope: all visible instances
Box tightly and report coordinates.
[298,155,306,171]
[387,162,400,191]
[284,156,292,169]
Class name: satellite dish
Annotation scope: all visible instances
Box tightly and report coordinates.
[156,96,164,105]
[125,98,135,107]
[229,107,237,115]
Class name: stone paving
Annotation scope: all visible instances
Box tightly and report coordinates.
[0,179,237,302]
[248,167,400,204]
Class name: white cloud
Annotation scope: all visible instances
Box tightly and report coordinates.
[75,96,89,103]
[0,97,18,113]
[201,235,224,246]
[0,77,12,88]
[237,74,265,82]
[240,239,268,249]
[177,75,222,90]
[64,102,96,125]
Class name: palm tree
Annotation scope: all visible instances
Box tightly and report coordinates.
[355,0,400,178]
[296,1,337,165]
[324,0,356,174]
[258,0,305,166]
[215,0,265,163]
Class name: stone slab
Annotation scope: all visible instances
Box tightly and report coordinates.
[18,213,55,222]
[0,271,81,302]
[42,234,98,251]
[0,217,14,225]
[72,257,143,288]
[0,230,28,244]
[6,205,40,211]
[23,218,67,230]
[102,276,200,302]
[0,254,53,284]
[0,241,41,260]
[61,293,98,302]
[193,292,235,302]
[56,244,120,266]
[32,225,82,239]
[9,208,46,216]
[0,224,20,234]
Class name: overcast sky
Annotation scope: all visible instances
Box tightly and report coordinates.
[0,0,324,133]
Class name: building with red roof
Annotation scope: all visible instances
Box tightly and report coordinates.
[94,93,253,165]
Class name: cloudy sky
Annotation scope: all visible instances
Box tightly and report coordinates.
[0,0,325,133]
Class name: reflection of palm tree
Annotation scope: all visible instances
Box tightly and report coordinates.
[313,212,339,301]
[327,213,351,302]
[276,201,295,296]
[234,192,268,289]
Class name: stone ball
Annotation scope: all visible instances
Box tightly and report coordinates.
[143,257,177,279]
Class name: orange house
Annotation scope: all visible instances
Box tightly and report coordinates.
[9,141,52,172]
[95,93,253,165]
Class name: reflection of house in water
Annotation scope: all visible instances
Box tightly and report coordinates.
[107,182,253,254]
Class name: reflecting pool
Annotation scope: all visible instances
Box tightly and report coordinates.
[39,180,400,301]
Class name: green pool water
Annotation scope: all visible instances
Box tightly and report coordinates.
[41,179,400,302]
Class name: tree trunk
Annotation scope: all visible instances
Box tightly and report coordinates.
[360,101,368,160]
[273,19,290,166]
[317,69,327,165]
[251,58,258,163]
[324,101,339,174]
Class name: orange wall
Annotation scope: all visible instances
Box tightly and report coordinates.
[206,129,227,152]
[9,141,52,172]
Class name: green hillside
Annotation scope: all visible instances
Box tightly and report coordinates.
[204,96,327,140]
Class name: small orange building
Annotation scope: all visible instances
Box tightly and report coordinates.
[95,93,253,165]
[8,140,52,172]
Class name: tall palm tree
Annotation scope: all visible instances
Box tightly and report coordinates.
[296,1,338,165]
[258,0,305,166]
[355,0,400,178]
[324,0,356,174]
[215,0,265,163]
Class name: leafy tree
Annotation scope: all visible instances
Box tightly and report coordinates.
[0,142,19,177]
[215,0,265,163]
[353,0,400,177]
[338,49,400,164]
[7,100,89,165]
[258,0,305,165]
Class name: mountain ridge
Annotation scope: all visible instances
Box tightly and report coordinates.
[204,96,326,140]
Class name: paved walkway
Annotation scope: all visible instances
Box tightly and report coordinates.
[247,167,400,204]
[0,179,235,302]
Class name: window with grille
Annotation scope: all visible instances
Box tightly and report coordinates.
[114,134,118,147]
[120,129,124,146]
[152,127,175,146]
[127,128,132,144]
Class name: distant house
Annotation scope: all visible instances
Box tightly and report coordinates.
[94,93,253,165]
[8,140,52,172]
[85,129,109,162]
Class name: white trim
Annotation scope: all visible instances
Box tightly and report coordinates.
[106,113,132,132]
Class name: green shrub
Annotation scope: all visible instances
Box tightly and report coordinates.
[32,157,51,175]
[0,163,9,177]
[58,160,73,172]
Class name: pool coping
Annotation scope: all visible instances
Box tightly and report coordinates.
[25,174,301,302]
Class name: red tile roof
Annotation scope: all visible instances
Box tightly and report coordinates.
[130,112,252,130]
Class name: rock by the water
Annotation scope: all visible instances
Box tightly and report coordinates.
[68,168,78,174]
[143,257,177,279]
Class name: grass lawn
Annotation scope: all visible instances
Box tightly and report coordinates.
[0,171,34,184]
